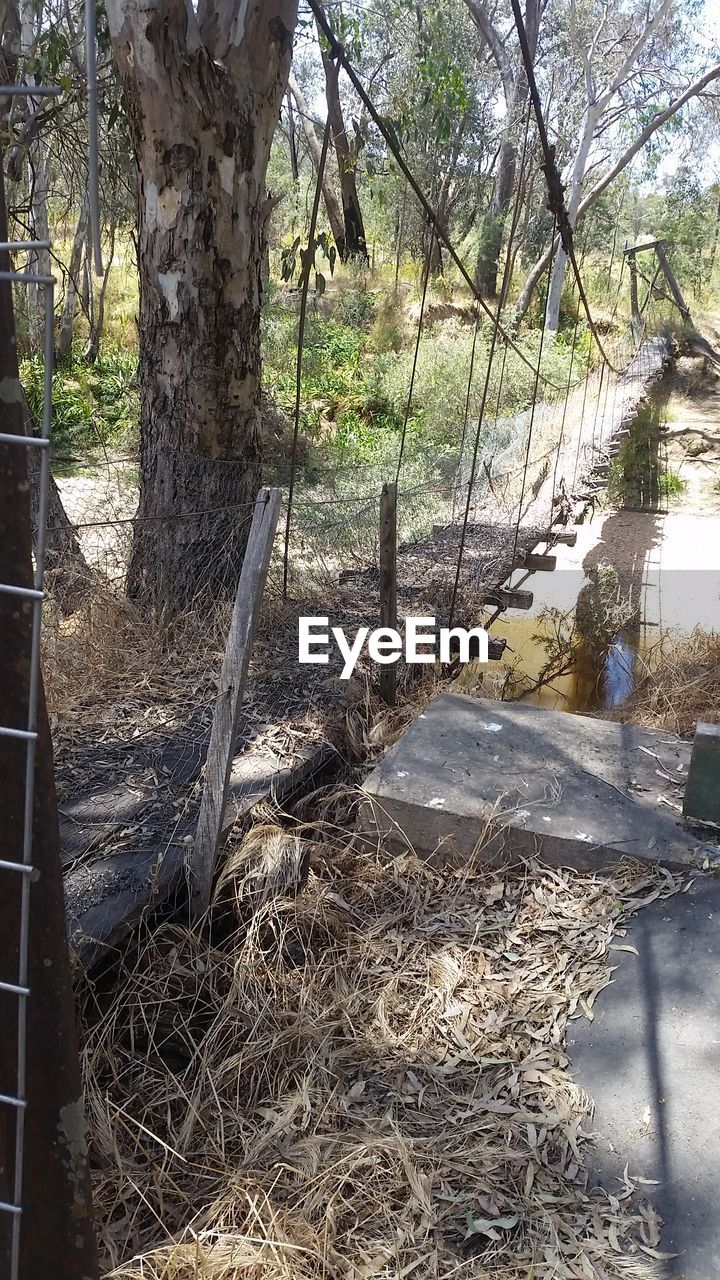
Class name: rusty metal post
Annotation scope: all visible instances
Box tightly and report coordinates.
[0,155,99,1280]
[378,482,398,706]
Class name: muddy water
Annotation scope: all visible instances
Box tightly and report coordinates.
[470,385,673,713]
[491,613,639,713]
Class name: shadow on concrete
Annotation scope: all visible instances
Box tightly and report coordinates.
[567,873,720,1280]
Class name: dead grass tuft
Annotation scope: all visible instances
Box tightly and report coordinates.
[43,590,235,720]
[606,629,720,734]
[81,788,678,1279]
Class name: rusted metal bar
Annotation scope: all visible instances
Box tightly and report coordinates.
[0,154,98,1280]
[378,482,398,706]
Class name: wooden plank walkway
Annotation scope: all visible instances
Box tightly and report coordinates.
[532,335,673,523]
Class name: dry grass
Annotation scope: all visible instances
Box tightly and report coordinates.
[80,788,679,1280]
[43,589,234,719]
[606,629,720,734]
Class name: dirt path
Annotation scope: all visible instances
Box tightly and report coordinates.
[663,353,720,516]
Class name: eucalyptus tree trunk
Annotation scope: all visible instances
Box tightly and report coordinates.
[466,0,542,298]
[288,71,346,258]
[318,34,367,262]
[544,110,598,332]
[477,135,517,298]
[106,0,296,608]
[83,219,115,363]
[56,195,88,362]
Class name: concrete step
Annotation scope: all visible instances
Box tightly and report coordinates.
[360,693,708,871]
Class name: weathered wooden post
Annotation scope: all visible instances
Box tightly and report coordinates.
[378,482,398,706]
[188,487,282,919]
[655,240,692,325]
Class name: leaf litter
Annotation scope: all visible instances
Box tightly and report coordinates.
[81,785,681,1279]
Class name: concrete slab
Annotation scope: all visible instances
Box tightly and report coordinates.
[567,874,720,1279]
[361,693,714,870]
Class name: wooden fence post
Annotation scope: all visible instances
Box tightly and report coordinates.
[655,241,692,325]
[378,482,398,706]
[188,487,282,919]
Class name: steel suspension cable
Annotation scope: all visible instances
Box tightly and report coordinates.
[395,241,431,485]
[448,105,537,627]
[453,102,533,528]
[509,219,559,573]
[547,226,591,528]
[308,0,568,393]
[507,0,622,375]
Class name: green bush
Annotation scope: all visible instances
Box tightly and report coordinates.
[374,320,588,451]
[21,346,138,454]
[333,288,377,328]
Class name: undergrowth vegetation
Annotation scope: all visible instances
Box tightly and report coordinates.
[45,246,589,489]
[263,282,590,468]
[260,278,591,569]
[24,345,138,456]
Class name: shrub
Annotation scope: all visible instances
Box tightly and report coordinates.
[22,346,138,454]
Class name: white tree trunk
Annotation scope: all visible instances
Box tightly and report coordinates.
[545,105,599,332]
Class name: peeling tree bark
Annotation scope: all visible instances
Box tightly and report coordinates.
[106,0,297,609]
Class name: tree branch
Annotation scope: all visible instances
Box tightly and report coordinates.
[516,60,720,318]
[465,0,514,104]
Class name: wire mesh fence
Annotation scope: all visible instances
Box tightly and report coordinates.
[0,164,57,1280]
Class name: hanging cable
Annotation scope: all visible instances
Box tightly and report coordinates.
[308,0,568,393]
[546,226,591,529]
[509,216,559,570]
[448,102,534,627]
[507,0,622,374]
[452,109,530,524]
[395,240,431,484]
